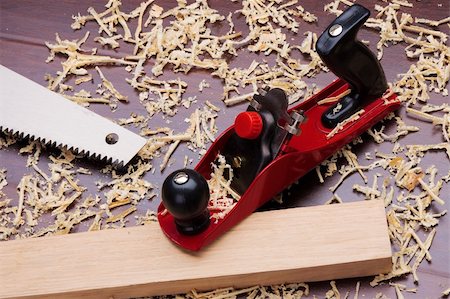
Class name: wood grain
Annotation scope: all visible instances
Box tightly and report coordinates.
[1,1,448,298]
[0,200,391,299]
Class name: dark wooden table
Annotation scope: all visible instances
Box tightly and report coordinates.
[1,1,449,298]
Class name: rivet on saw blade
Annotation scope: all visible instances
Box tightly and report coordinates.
[105,133,119,145]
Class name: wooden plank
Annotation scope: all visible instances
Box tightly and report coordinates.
[0,200,392,299]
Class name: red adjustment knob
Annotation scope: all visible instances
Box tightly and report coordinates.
[234,111,263,139]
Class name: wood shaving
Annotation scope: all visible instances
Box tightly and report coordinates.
[365,1,450,109]
[315,166,325,183]
[45,32,135,92]
[326,109,365,139]
[136,78,188,116]
[95,66,127,102]
[317,89,351,105]
[239,0,308,34]
[106,206,137,224]
[186,283,310,299]
[198,79,210,92]
[442,288,450,296]
[0,168,7,199]
[62,90,111,107]
[342,147,368,183]
[135,209,157,225]
[353,281,360,299]
[74,74,93,85]
[392,283,405,299]
[118,113,147,126]
[160,140,181,172]
[324,0,354,16]
[321,131,447,293]
[207,155,240,222]
[1,1,449,298]
[415,16,450,27]
[407,107,450,142]
[417,177,445,205]
[94,34,122,49]
[325,280,341,299]
[325,194,343,205]
[368,116,419,144]
[289,5,317,23]
[223,92,256,106]
[96,161,153,211]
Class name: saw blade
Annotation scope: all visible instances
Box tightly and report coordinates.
[0,65,147,166]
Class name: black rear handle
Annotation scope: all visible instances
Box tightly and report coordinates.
[316,4,388,128]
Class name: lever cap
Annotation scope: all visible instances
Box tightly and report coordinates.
[234,111,263,139]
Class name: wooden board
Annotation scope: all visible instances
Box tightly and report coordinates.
[0,200,392,299]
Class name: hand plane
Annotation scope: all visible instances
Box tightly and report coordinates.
[158,4,400,251]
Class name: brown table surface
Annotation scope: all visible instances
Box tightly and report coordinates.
[1,0,449,298]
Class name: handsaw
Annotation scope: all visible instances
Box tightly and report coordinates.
[0,65,146,165]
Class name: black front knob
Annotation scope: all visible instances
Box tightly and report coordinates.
[161,169,210,235]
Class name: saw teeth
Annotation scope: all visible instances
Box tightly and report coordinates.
[0,126,125,165]
[2,66,146,166]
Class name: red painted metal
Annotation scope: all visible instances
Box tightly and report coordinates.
[158,78,400,251]
[234,111,263,139]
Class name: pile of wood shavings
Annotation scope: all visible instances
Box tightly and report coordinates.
[0,168,13,238]
[139,102,220,171]
[206,155,240,222]
[341,146,448,289]
[0,138,161,236]
[156,283,310,299]
[312,1,450,298]
[151,280,367,299]
[364,2,449,103]
[0,145,102,237]
[314,5,448,299]
[0,0,449,298]
[43,0,324,108]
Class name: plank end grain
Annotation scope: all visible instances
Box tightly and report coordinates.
[0,200,392,299]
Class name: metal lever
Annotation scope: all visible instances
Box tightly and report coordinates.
[284,110,305,136]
